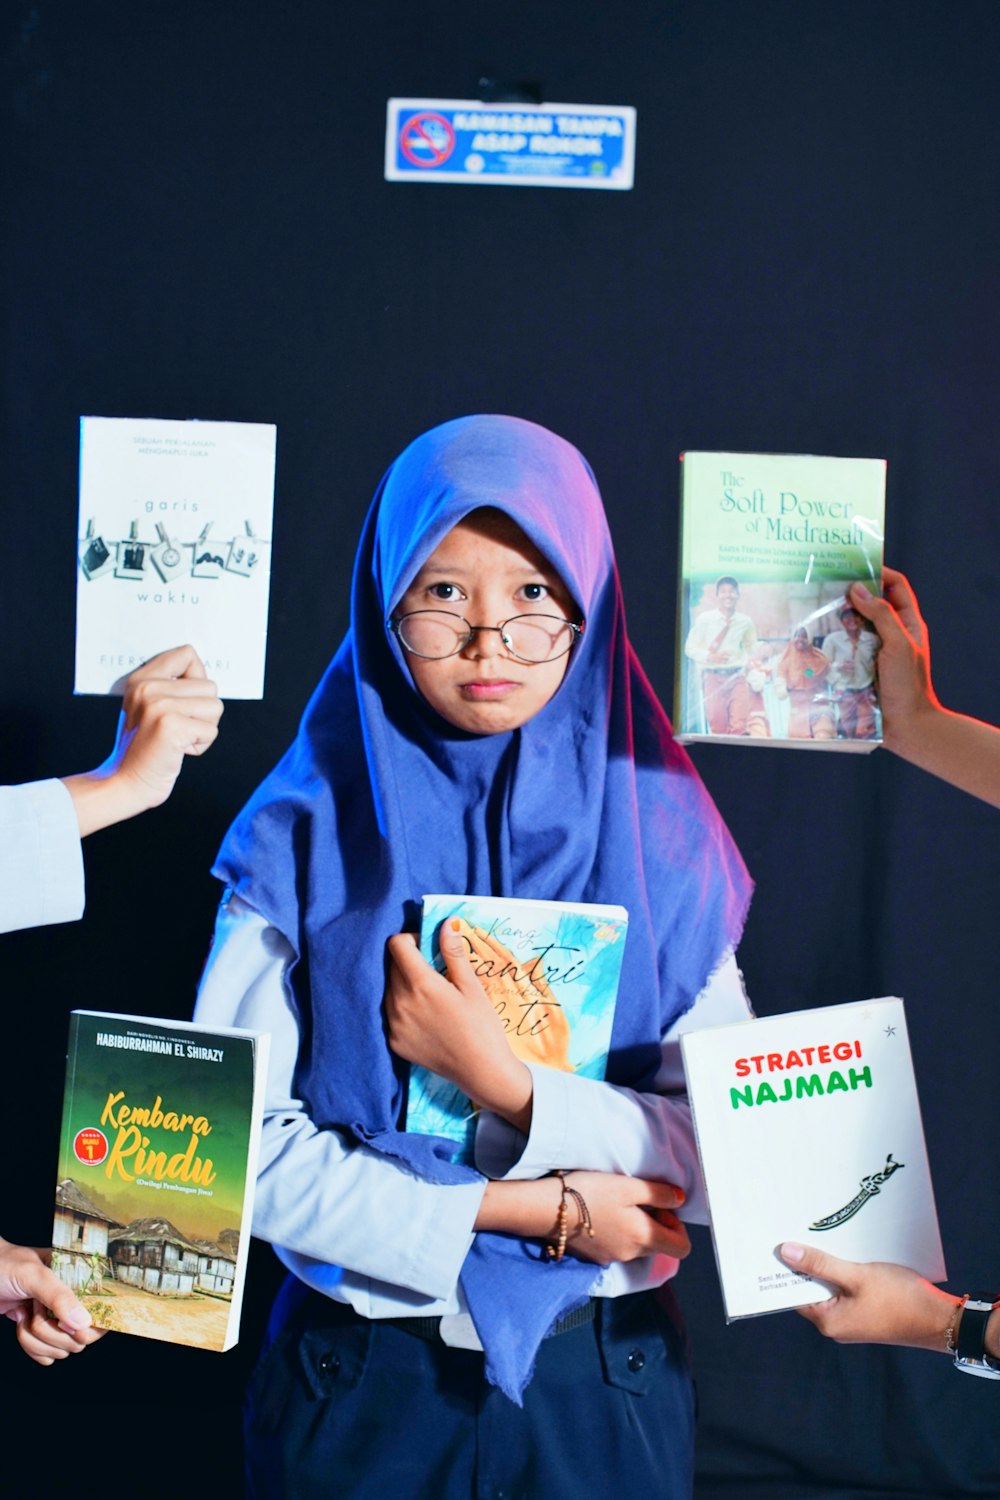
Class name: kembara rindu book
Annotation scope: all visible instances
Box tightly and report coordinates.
[75,415,277,698]
[674,450,886,750]
[679,997,945,1321]
[406,894,629,1165]
[51,1010,270,1352]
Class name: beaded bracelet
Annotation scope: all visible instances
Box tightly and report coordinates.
[545,1170,596,1262]
[946,1294,969,1354]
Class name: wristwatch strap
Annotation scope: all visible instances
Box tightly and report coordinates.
[955,1294,1000,1378]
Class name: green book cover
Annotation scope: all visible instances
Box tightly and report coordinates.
[51,1010,269,1352]
[406,894,628,1166]
[674,451,886,750]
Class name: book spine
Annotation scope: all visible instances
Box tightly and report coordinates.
[57,1016,81,1183]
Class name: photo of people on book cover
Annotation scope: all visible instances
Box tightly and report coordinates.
[51,1011,266,1352]
[680,578,882,745]
[674,451,885,750]
[406,895,629,1164]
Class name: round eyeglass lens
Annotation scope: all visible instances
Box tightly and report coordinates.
[396,611,470,658]
[502,614,577,662]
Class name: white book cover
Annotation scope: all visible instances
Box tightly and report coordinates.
[75,416,277,698]
[679,997,945,1320]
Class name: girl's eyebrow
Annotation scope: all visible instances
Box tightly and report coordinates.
[411,559,557,581]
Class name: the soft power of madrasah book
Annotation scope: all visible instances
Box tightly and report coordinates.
[674,451,886,750]
[679,996,945,1321]
[406,894,629,1166]
[51,1010,270,1352]
[75,415,276,698]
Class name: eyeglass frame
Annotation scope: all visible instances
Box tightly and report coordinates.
[387,609,585,663]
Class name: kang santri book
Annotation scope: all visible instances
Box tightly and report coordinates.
[406,894,629,1166]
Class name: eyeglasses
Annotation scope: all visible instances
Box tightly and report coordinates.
[389,610,584,664]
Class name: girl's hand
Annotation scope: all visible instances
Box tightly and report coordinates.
[478,1173,690,1265]
[559,1172,691,1265]
[385,926,534,1131]
[457,918,574,1073]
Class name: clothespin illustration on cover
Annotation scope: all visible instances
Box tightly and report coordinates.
[226,519,262,578]
[115,520,148,580]
[79,518,115,581]
[151,521,189,583]
[190,522,225,580]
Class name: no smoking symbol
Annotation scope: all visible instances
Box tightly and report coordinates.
[400,112,456,168]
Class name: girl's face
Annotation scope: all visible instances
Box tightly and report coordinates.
[394,509,579,735]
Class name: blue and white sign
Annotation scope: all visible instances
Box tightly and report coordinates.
[385,98,636,189]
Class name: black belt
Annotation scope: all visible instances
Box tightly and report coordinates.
[387,1297,596,1344]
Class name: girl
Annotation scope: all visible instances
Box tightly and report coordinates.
[195,414,754,1499]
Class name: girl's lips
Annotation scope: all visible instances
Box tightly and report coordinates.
[461,680,519,701]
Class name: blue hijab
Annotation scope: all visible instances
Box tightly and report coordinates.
[215,414,752,1402]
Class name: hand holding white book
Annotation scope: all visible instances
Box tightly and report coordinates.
[679,996,945,1320]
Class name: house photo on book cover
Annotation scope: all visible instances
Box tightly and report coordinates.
[674,451,886,751]
[51,1010,269,1352]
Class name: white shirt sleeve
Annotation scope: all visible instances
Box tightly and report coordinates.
[193,893,486,1303]
[473,953,753,1225]
[0,780,85,935]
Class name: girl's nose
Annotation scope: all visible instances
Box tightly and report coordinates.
[461,624,509,659]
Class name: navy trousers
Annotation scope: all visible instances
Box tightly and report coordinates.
[245,1277,695,1500]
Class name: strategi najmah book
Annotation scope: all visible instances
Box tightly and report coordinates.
[674,451,886,750]
[51,1010,270,1352]
[406,894,629,1165]
[74,416,277,698]
[679,997,945,1321]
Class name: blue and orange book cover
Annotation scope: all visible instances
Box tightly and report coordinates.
[406,895,629,1165]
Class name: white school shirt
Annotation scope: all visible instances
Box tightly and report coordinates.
[822,628,878,689]
[0,780,85,935]
[683,609,758,669]
[194,893,752,1347]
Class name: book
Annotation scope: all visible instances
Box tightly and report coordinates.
[74,416,277,699]
[405,894,629,1165]
[674,451,886,750]
[678,996,946,1321]
[51,1010,270,1352]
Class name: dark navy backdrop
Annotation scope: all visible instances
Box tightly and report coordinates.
[3,3,999,1495]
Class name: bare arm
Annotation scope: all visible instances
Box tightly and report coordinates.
[777,1242,1000,1357]
[62,644,224,835]
[851,570,1000,808]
